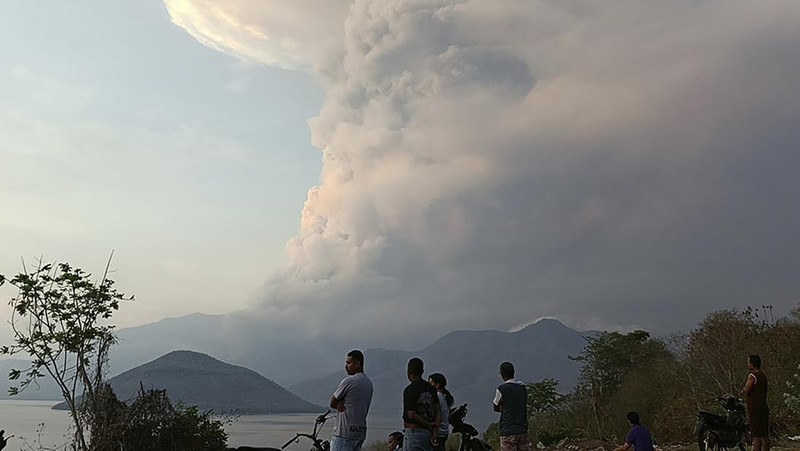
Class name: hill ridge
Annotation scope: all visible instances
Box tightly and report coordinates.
[54,350,321,414]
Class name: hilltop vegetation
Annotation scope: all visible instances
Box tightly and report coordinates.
[4,261,798,450]
[0,261,229,451]
[483,306,800,448]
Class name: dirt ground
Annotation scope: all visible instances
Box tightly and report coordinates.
[544,438,800,451]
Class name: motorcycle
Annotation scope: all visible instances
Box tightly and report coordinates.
[230,411,333,451]
[695,396,747,451]
[449,404,492,451]
[393,403,491,451]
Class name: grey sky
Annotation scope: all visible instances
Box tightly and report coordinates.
[2,0,800,350]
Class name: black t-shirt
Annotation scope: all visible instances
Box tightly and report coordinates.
[403,379,439,423]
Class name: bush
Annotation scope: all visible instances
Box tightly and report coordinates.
[786,364,800,415]
[88,384,228,450]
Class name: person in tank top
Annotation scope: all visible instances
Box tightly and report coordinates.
[741,354,769,451]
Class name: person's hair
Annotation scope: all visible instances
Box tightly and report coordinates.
[749,354,762,369]
[408,357,424,376]
[499,361,515,379]
[429,373,455,407]
[348,350,365,366]
[626,411,640,424]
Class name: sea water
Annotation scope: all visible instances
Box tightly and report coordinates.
[0,400,404,450]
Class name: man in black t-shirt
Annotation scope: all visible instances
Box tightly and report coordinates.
[402,358,440,451]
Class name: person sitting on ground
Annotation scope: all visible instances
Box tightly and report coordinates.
[613,411,654,451]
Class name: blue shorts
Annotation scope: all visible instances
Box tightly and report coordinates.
[331,435,365,451]
[403,428,433,451]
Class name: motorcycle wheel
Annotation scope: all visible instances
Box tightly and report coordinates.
[697,427,717,451]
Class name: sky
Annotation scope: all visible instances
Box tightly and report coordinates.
[0,1,323,329]
[2,0,800,349]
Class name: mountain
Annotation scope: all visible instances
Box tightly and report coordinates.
[2,316,591,425]
[110,313,229,377]
[108,313,342,386]
[54,350,322,414]
[289,318,589,430]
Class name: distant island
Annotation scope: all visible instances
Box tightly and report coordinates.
[53,350,322,414]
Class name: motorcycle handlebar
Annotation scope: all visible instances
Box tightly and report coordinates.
[281,434,301,449]
[281,433,318,449]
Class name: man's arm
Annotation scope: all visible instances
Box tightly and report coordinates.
[433,395,442,428]
[406,411,437,429]
[331,379,348,411]
[741,373,756,396]
[492,389,503,412]
[615,427,636,451]
[431,400,442,447]
[330,396,345,411]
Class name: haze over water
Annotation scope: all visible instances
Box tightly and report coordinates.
[0,400,404,450]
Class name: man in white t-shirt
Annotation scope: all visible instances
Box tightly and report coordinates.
[330,350,374,451]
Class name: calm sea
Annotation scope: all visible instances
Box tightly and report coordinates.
[0,400,403,450]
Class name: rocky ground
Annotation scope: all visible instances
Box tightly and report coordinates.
[542,438,800,451]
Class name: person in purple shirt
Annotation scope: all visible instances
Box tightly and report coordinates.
[614,412,654,451]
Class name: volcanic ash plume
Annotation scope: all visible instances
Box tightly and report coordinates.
[166,0,800,345]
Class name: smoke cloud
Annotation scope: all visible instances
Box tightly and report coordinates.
[167,0,800,346]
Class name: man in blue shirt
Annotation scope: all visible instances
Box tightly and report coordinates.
[614,412,654,451]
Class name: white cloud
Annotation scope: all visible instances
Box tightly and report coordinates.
[163,0,351,70]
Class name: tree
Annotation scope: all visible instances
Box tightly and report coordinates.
[526,379,577,446]
[0,258,132,450]
[786,364,800,415]
[570,330,674,439]
[680,309,761,401]
[527,378,564,416]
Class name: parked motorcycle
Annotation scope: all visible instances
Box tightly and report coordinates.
[696,396,747,451]
[392,403,491,451]
[450,404,492,451]
[230,411,333,451]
